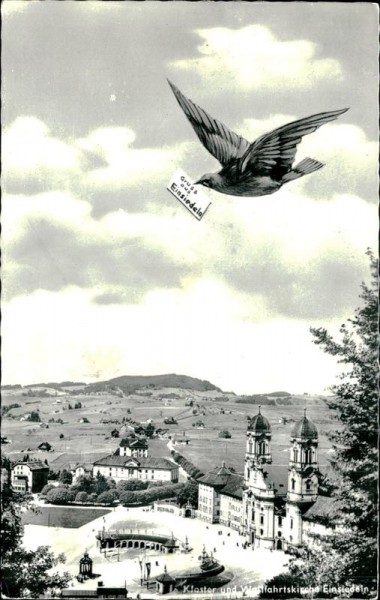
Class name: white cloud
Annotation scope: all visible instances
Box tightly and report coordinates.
[3,117,82,176]
[171,26,343,91]
[2,0,29,17]
[76,126,191,190]
[1,285,344,393]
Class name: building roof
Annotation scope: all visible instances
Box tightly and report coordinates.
[261,465,288,494]
[156,566,175,583]
[247,408,271,433]
[303,495,341,521]
[38,442,52,448]
[198,465,243,500]
[291,410,318,440]
[220,474,244,500]
[93,455,177,470]
[119,437,148,449]
[197,464,234,488]
[13,460,49,471]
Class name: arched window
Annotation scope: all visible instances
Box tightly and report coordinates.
[306,479,311,491]
[258,441,266,455]
[305,448,312,464]
[293,447,298,463]
[291,478,295,491]
[248,440,253,454]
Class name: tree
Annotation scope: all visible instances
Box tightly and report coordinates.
[176,480,199,507]
[218,430,231,439]
[97,490,117,505]
[59,469,72,485]
[41,484,55,496]
[1,457,71,597]
[262,252,377,598]
[94,472,109,496]
[28,411,40,423]
[307,250,378,595]
[119,491,137,505]
[117,479,147,492]
[75,491,88,503]
[46,488,71,505]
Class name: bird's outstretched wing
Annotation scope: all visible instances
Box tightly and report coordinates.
[239,108,349,177]
[168,80,250,166]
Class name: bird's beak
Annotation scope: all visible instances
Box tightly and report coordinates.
[194,180,202,185]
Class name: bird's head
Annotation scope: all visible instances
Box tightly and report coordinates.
[194,173,217,189]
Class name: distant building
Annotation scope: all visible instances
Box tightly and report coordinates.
[38,442,52,452]
[119,437,148,458]
[70,463,93,483]
[93,456,178,483]
[172,432,190,446]
[11,460,49,493]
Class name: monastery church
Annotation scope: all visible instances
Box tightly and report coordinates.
[198,408,329,552]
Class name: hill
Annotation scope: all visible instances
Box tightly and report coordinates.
[88,373,222,393]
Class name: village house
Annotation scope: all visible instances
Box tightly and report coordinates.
[118,437,148,458]
[38,441,52,452]
[172,432,190,446]
[11,460,49,493]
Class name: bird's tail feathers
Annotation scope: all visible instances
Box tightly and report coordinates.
[283,157,324,183]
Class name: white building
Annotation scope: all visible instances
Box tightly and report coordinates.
[11,460,49,493]
[197,408,334,553]
[118,437,148,458]
[93,455,179,483]
[197,464,243,526]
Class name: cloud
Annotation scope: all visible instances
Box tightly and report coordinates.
[1,285,345,393]
[170,26,343,92]
[2,0,29,17]
[2,117,83,193]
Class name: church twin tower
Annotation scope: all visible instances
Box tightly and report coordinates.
[242,407,319,551]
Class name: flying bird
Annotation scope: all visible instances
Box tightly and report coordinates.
[168,80,349,197]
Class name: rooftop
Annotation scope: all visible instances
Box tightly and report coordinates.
[247,407,271,433]
[12,460,49,471]
[291,410,318,440]
[93,455,177,470]
[261,464,288,494]
[303,495,342,521]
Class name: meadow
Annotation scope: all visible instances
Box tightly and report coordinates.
[21,506,111,528]
[1,385,336,476]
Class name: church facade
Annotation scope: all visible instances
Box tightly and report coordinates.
[197,408,323,552]
[242,408,319,552]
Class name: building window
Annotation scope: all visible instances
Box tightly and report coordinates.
[290,518,293,530]
[260,529,263,536]
[278,531,282,537]
[258,441,266,455]
[260,515,264,525]
[251,510,255,521]
[304,449,310,463]
[291,478,295,490]
[278,517,282,526]
[306,479,311,491]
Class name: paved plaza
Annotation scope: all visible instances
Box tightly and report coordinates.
[23,505,289,598]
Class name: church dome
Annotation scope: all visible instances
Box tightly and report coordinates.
[247,407,271,432]
[291,411,318,439]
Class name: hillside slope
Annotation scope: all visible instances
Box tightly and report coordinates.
[89,373,222,393]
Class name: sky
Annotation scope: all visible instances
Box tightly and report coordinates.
[2,1,378,393]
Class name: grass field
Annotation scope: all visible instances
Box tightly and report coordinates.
[21,506,111,528]
[2,386,337,476]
